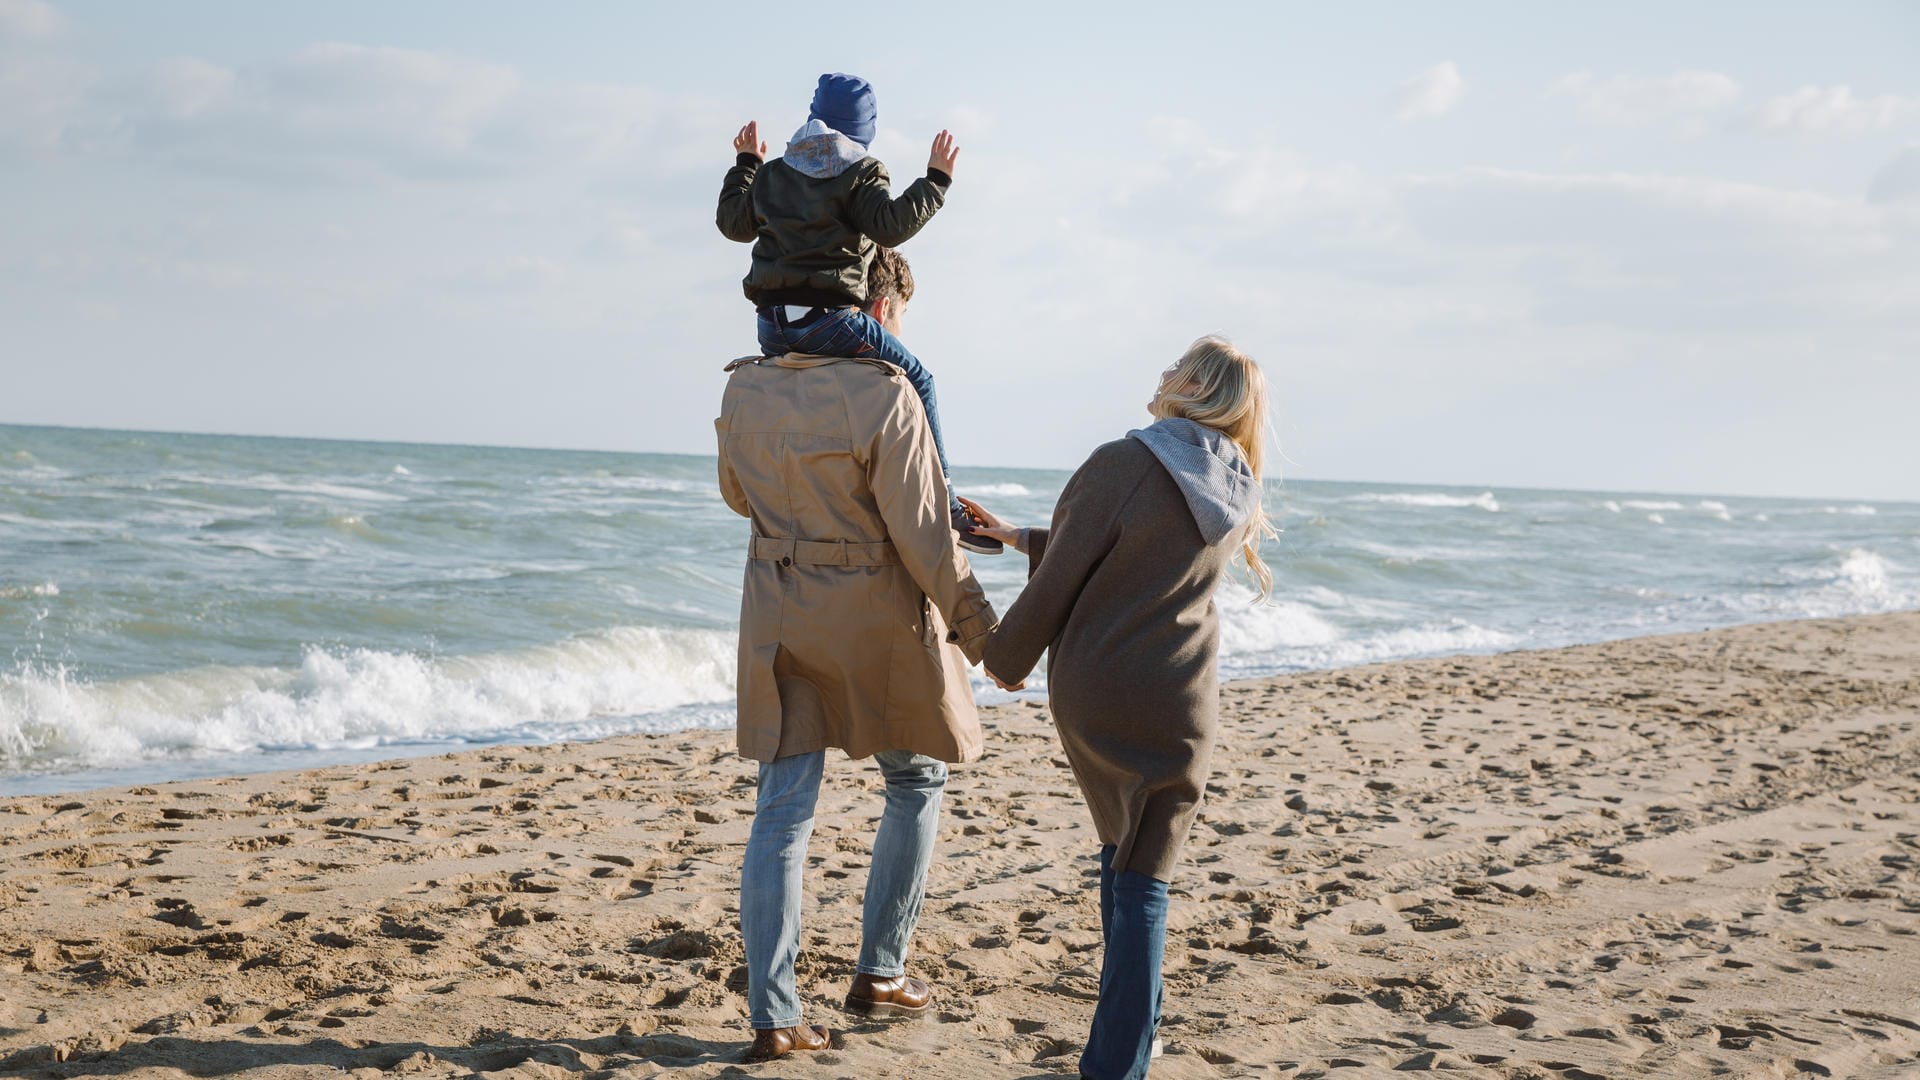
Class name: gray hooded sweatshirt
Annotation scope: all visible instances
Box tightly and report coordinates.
[1126,416,1260,544]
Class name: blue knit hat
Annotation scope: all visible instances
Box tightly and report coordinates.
[809,73,877,148]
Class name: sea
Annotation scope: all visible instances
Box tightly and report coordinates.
[3,423,1916,795]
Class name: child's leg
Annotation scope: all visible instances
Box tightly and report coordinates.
[833,311,954,481]
[756,308,793,358]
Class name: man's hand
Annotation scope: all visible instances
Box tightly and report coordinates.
[928,130,959,178]
[988,668,1025,692]
[733,121,766,160]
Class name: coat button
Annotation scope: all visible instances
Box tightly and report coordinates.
[781,556,792,567]
[947,630,959,642]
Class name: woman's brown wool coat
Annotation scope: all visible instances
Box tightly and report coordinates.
[984,438,1245,883]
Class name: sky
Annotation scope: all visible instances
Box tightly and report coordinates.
[2,1,1917,500]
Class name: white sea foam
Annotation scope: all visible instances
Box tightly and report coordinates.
[0,583,59,599]
[1828,548,1894,604]
[0,625,737,774]
[1213,585,1517,672]
[1353,491,1499,512]
[1219,597,1345,654]
[1742,548,1913,619]
[159,473,408,504]
[564,472,714,495]
[1602,500,1622,513]
[962,483,1033,498]
[1647,513,1665,524]
[392,465,412,476]
[1698,500,1732,521]
[1221,614,1518,675]
[1622,500,1684,511]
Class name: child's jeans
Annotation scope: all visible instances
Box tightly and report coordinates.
[757,305,953,483]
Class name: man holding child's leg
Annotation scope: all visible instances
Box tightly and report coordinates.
[715,248,999,1062]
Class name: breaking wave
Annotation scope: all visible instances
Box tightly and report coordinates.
[0,626,736,776]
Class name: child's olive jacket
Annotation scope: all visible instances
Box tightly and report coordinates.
[716,132,950,308]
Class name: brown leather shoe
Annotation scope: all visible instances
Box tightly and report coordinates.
[844,972,933,1018]
[743,1023,830,1063]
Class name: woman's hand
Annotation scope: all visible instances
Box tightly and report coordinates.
[957,496,1019,548]
[733,121,766,160]
[987,668,1025,692]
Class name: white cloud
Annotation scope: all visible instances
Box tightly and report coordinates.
[1,38,730,182]
[1870,145,1920,204]
[1411,167,1885,233]
[1394,62,1465,123]
[1756,85,1917,135]
[149,57,236,119]
[1551,70,1740,128]
[0,0,60,39]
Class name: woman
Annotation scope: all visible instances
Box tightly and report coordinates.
[970,335,1274,1080]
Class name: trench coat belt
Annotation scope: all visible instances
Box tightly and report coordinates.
[748,535,901,568]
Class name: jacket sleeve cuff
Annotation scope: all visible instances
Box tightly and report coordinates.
[926,167,952,188]
[1024,527,1050,580]
[944,606,998,663]
[736,152,762,168]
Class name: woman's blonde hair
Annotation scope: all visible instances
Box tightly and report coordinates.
[1150,334,1277,599]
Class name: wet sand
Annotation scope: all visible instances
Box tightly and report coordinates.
[3,612,1918,1079]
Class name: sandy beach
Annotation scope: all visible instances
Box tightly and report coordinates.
[2,612,1917,1079]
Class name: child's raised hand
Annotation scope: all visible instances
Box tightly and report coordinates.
[733,121,766,160]
[928,130,959,178]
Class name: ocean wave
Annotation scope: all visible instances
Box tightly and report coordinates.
[1621,500,1684,511]
[961,483,1033,498]
[559,472,716,495]
[0,583,59,599]
[158,473,408,504]
[0,625,737,776]
[1734,547,1915,620]
[1220,615,1518,677]
[1352,491,1499,512]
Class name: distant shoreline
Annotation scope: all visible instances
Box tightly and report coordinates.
[7,420,1913,505]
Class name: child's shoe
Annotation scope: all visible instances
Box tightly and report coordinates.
[952,502,1002,555]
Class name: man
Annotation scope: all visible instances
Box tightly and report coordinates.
[715,247,999,1062]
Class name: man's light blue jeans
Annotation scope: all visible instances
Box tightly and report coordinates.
[739,748,948,1030]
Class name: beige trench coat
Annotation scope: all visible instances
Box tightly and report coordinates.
[716,354,997,764]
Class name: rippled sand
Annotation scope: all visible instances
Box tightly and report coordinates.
[3,613,1918,1078]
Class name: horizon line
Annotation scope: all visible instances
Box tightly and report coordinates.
[3,418,1914,508]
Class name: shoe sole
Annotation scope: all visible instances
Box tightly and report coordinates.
[842,994,932,1019]
[957,540,1004,555]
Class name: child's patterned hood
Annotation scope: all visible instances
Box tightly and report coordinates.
[783,119,871,179]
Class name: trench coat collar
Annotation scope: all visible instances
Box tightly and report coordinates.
[724,353,905,376]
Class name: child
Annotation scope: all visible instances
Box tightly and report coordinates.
[716,72,999,555]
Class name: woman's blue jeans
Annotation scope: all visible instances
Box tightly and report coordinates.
[739,748,948,1030]
[1080,845,1169,1080]
[756,305,953,482]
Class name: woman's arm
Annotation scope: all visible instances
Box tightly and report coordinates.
[981,442,1145,685]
